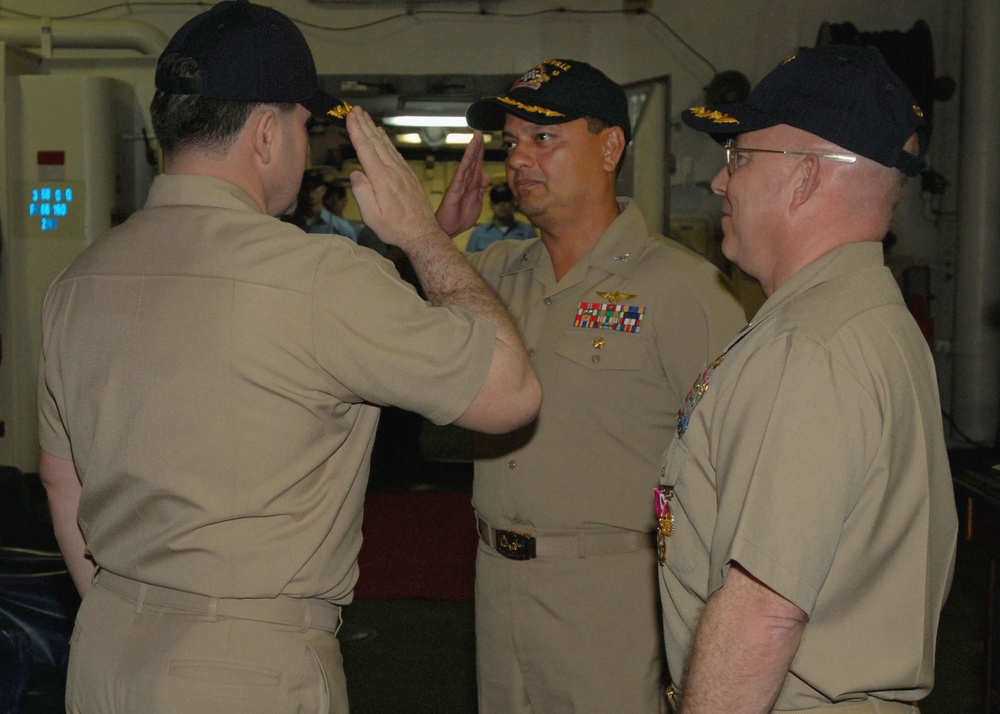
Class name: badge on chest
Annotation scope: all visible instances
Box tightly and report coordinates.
[574,300,645,333]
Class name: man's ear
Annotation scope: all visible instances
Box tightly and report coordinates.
[249,107,278,165]
[789,154,821,210]
[601,125,626,174]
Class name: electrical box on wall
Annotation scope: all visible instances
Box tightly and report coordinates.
[0,75,139,472]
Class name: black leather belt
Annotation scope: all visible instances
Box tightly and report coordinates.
[477,518,654,560]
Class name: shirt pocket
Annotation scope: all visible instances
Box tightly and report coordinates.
[554,326,646,372]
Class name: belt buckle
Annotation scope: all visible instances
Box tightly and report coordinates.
[493,529,536,561]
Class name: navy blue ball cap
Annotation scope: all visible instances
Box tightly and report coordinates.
[682,45,927,177]
[466,59,632,144]
[155,0,352,123]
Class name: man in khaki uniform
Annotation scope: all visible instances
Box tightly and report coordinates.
[658,46,958,712]
[445,59,746,713]
[36,2,539,712]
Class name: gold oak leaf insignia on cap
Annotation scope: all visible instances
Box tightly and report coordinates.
[497,96,565,117]
[327,101,353,120]
[688,106,740,125]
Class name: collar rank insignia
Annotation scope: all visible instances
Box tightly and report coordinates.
[575,301,644,333]
[676,353,725,437]
[596,291,636,302]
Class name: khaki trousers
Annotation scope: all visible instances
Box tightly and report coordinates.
[66,571,348,713]
[475,541,666,714]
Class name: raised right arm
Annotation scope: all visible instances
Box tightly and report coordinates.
[347,107,540,433]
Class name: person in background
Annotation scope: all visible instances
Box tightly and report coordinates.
[313,180,363,242]
[465,182,536,252]
[286,168,327,231]
[658,45,957,712]
[438,58,746,713]
[36,2,540,711]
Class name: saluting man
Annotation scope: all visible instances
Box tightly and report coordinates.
[36,2,539,711]
[440,58,746,713]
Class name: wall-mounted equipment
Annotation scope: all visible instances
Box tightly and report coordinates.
[0,75,144,472]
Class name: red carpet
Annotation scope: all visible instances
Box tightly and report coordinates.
[355,491,477,601]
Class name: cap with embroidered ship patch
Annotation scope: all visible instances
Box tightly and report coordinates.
[467,59,631,144]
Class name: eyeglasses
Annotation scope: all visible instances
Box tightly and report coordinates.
[724,138,857,175]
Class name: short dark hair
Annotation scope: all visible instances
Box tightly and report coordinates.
[489,183,514,204]
[150,52,295,155]
[323,181,347,201]
[301,170,326,194]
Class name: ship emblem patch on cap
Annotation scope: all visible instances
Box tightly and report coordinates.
[687,106,740,125]
[511,65,552,91]
[511,59,573,91]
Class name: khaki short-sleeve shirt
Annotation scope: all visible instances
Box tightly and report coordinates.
[469,200,747,532]
[38,174,495,603]
[658,242,958,707]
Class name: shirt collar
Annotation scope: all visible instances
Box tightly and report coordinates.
[145,174,263,214]
[589,198,648,278]
[751,242,885,325]
[499,197,647,279]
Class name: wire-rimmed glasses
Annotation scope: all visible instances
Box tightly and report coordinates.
[725,138,857,175]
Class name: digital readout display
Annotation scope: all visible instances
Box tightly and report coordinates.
[29,186,75,232]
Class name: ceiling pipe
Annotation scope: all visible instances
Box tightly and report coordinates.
[0,18,167,56]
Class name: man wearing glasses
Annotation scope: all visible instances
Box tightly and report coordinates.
[657,45,957,712]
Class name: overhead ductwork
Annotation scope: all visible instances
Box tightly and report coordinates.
[0,18,167,56]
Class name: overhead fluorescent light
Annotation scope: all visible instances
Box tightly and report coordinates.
[382,115,469,128]
[393,131,492,147]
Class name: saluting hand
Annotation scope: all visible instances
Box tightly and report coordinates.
[346,106,442,250]
[435,131,489,237]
